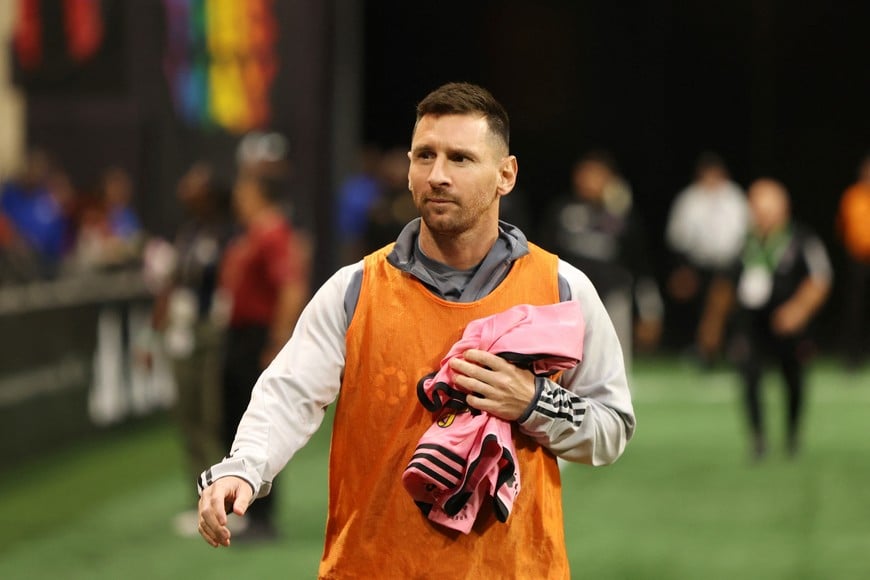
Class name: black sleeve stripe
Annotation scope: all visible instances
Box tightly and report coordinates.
[409,452,465,480]
[534,407,579,423]
[415,443,467,467]
[406,462,457,489]
[535,387,587,426]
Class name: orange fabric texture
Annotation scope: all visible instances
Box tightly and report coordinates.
[839,183,870,260]
[319,243,570,579]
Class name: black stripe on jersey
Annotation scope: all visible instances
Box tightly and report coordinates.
[536,398,587,415]
[415,443,467,468]
[410,452,464,480]
[443,490,473,516]
[406,462,456,489]
[414,500,433,516]
[536,383,587,426]
[443,433,500,516]
[539,388,581,407]
[493,495,510,522]
[534,406,577,422]
[416,371,439,409]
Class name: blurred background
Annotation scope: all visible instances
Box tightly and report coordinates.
[1,1,869,578]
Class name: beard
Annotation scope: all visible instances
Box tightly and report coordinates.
[415,189,498,236]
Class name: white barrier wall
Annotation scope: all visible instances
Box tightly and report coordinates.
[0,0,25,180]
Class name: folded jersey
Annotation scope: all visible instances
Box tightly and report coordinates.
[403,301,585,533]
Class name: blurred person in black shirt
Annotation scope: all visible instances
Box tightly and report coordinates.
[706,179,831,461]
[362,147,415,254]
[539,151,663,364]
[145,162,234,536]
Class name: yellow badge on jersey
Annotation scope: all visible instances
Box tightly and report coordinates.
[437,405,469,428]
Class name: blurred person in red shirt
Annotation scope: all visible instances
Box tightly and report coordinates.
[216,170,310,541]
[836,153,870,369]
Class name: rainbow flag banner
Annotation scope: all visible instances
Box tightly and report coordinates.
[163,0,278,133]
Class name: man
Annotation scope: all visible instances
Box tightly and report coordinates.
[145,162,232,536]
[539,150,663,365]
[216,170,310,540]
[198,83,634,577]
[836,153,870,368]
[0,148,67,274]
[664,152,748,364]
[712,179,831,461]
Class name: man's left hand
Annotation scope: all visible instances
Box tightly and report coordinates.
[448,349,536,421]
[771,302,807,336]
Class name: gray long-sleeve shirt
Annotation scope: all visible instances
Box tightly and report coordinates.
[200,219,635,498]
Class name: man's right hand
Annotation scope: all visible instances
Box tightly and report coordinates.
[198,476,254,547]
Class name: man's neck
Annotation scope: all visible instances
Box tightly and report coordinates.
[418,226,499,270]
[244,205,280,229]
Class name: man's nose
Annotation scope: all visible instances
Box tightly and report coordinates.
[427,156,450,188]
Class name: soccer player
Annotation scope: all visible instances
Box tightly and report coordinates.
[197,82,635,578]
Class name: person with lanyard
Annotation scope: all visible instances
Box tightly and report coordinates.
[708,178,832,462]
[196,82,634,578]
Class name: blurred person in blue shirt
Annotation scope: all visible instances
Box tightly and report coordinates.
[72,166,144,271]
[336,145,384,263]
[103,166,142,241]
[0,148,68,273]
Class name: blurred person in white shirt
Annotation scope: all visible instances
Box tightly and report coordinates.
[664,152,749,365]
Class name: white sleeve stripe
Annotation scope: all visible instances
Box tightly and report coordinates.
[536,383,588,427]
[802,237,832,280]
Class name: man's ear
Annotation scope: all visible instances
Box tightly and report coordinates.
[496,155,518,197]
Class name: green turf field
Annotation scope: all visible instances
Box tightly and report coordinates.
[2,357,869,579]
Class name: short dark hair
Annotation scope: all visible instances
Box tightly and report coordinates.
[695,151,727,175]
[575,149,618,173]
[238,171,286,205]
[415,82,510,150]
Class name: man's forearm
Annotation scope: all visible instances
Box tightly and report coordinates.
[270,281,308,347]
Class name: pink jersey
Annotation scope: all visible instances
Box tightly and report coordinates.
[403,301,585,533]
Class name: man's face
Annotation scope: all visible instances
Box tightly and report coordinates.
[698,166,726,189]
[408,113,515,237]
[749,181,789,236]
[573,160,610,201]
[232,178,259,223]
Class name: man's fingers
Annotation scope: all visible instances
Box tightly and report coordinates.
[197,479,247,548]
[198,510,230,548]
[199,502,229,546]
[198,521,223,548]
[208,491,229,526]
[465,391,491,411]
[459,348,502,369]
[232,486,253,516]
[449,352,499,383]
